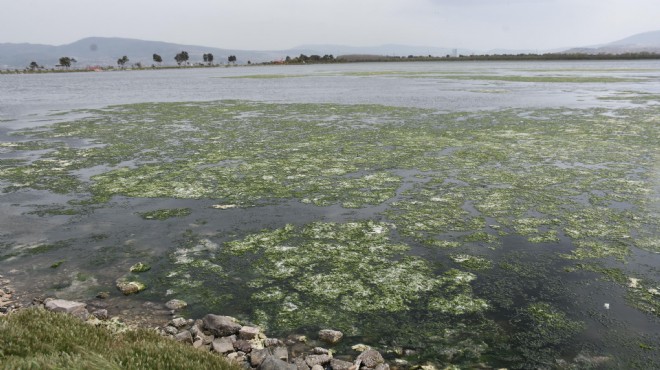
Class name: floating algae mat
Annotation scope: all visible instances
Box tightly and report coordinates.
[1,99,659,368]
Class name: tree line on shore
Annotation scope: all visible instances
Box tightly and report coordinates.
[12,50,660,73]
[22,51,240,72]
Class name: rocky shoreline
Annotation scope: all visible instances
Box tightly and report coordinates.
[1,275,415,370]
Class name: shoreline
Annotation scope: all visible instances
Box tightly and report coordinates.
[3,51,660,74]
[1,274,403,370]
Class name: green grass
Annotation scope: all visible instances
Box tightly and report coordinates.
[0,308,240,370]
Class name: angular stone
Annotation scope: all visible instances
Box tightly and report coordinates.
[374,364,390,370]
[227,352,247,364]
[175,330,193,344]
[318,329,343,344]
[170,317,188,328]
[311,365,324,370]
[165,299,188,310]
[356,350,384,368]
[116,281,146,295]
[260,355,297,370]
[233,339,253,353]
[251,348,272,367]
[272,346,289,362]
[294,357,311,370]
[331,359,355,370]
[44,299,89,320]
[195,331,214,345]
[239,325,261,340]
[212,337,235,354]
[313,347,330,355]
[306,354,332,367]
[91,309,108,320]
[265,338,285,347]
[202,314,242,337]
[164,326,178,335]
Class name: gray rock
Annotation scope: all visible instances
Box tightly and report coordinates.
[265,338,285,347]
[272,346,289,361]
[306,354,332,367]
[233,339,253,353]
[331,359,355,370]
[260,355,297,370]
[116,280,146,295]
[239,325,261,340]
[189,323,202,336]
[356,350,384,368]
[174,330,193,344]
[311,365,324,370]
[44,299,89,320]
[196,332,214,345]
[318,329,343,344]
[170,317,188,328]
[313,347,330,355]
[164,325,179,335]
[212,337,235,354]
[294,357,311,370]
[193,339,205,349]
[374,364,389,370]
[165,299,188,310]
[202,314,242,337]
[251,348,272,367]
[227,352,247,364]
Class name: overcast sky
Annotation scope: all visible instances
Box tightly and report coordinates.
[2,0,658,51]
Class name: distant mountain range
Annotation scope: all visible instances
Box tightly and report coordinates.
[563,30,660,54]
[2,31,660,69]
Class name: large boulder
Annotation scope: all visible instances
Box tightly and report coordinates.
[165,299,188,310]
[356,349,384,368]
[212,337,235,354]
[331,359,355,370]
[174,330,193,344]
[239,325,261,340]
[318,329,343,344]
[202,314,242,337]
[305,354,332,367]
[44,299,89,320]
[116,280,146,295]
[251,348,272,367]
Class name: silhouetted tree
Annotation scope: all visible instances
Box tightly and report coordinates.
[117,55,129,68]
[58,57,71,68]
[28,61,39,71]
[205,53,214,65]
[228,55,237,64]
[153,53,162,65]
[175,51,189,66]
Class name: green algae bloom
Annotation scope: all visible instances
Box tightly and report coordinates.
[167,221,489,333]
[1,95,659,367]
[138,208,191,220]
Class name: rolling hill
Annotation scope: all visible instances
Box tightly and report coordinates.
[2,30,660,69]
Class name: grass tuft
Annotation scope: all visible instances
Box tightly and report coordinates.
[0,308,240,370]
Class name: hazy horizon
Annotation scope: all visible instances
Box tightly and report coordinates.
[2,0,659,51]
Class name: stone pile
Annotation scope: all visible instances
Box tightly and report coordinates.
[158,313,390,370]
[32,296,393,370]
[0,274,21,315]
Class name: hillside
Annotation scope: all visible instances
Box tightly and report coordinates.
[3,30,660,69]
[563,30,660,54]
[0,37,279,69]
